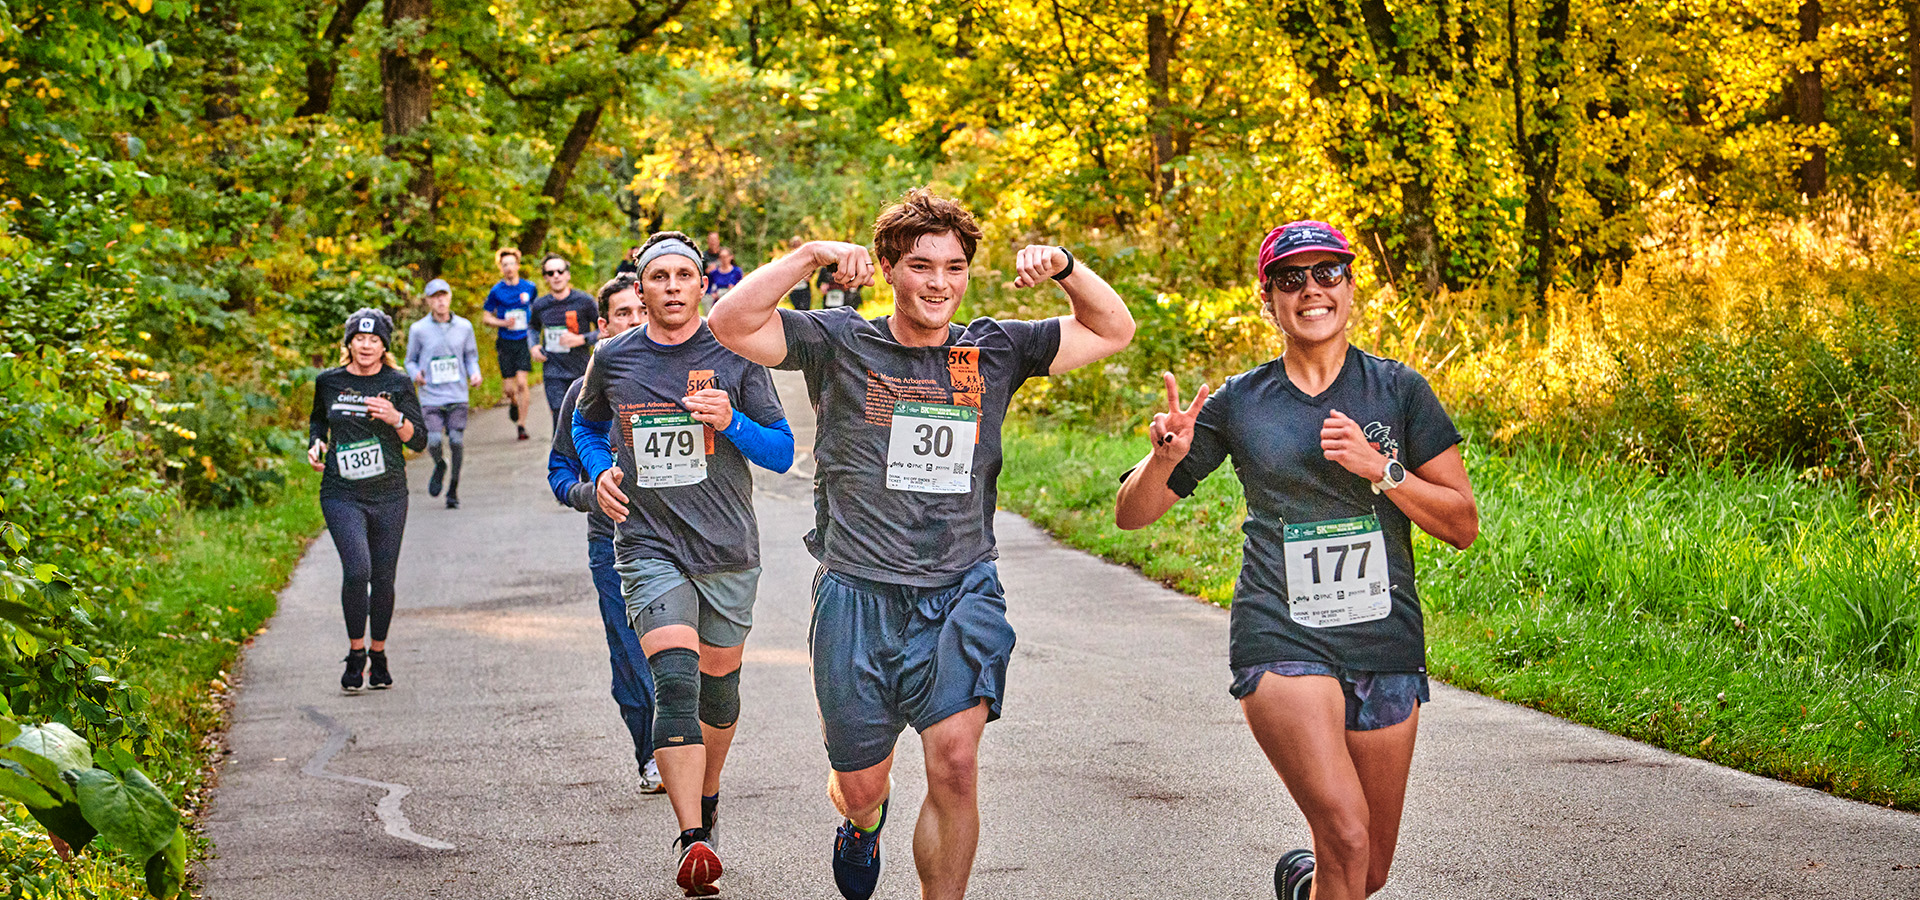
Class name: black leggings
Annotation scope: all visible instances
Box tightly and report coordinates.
[321,494,409,642]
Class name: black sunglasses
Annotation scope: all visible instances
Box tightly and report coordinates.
[544,267,567,276]
[1264,261,1349,293]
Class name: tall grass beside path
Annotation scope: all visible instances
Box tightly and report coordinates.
[2,462,324,898]
[1001,420,1920,810]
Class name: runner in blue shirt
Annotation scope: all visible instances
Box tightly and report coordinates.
[482,246,537,441]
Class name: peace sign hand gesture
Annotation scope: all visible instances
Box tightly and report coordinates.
[1148,372,1209,464]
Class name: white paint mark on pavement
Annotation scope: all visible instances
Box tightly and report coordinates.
[299,706,455,851]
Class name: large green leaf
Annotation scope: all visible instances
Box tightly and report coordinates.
[0,746,78,803]
[144,825,186,900]
[0,760,61,808]
[0,716,20,744]
[26,798,97,852]
[72,766,180,859]
[8,722,93,772]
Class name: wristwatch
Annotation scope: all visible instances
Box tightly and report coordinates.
[1371,459,1407,494]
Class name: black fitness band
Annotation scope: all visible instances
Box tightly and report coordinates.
[1051,247,1075,281]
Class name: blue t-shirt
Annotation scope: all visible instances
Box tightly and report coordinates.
[707,265,745,294]
[484,279,536,341]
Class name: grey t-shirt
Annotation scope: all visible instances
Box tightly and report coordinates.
[1168,346,1462,672]
[777,308,1061,587]
[577,322,786,573]
[553,377,614,543]
[403,314,481,408]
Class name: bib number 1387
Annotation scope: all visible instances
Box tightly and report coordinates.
[631,413,706,487]
[1282,514,1391,628]
[886,401,977,493]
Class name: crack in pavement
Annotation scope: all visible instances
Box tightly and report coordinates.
[298,706,456,851]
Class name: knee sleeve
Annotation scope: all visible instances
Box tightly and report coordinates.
[427,430,445,451]
[648,647,703,751]
[699,668,741,729]
[447,429,465,448]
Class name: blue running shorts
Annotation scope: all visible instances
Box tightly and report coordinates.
[810,560,1014,772]
[1229,660,1429,731]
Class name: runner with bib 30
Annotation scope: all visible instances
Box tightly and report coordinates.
[1114,221,1479,900]
[708,188,1135,900]
[571,231,794,898]
[308,308,428,693]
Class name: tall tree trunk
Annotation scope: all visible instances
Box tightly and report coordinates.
[511,0,695,256]
[381,0,438,278]
[1512,0,1572,304]
[1146,12,1174,196]
[296,0,374,118]
[1796,0,1826,197]
[517,104,605,257]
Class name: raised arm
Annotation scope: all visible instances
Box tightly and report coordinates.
[1115,373,1209,529]
[710,241,871,366]
[1009,245,1136,375]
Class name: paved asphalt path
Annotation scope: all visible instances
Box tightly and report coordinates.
[201,371,1920,899]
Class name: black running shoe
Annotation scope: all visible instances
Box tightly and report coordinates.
[340,648,367,692]
[1275,849,1314,900]
[832,799,886,900]
[674,827,721,897]
[701,794,719,846]
[516,425,529,441]
[367,650,392,689]
[428,460,446,497]
[445,490,459,510]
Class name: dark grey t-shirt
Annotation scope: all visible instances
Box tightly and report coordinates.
[577,323,786,573]
[1168,346,1462,672]
[777,308,1061,587]
[531,288,599,382]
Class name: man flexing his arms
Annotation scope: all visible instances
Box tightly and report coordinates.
[709,189,1134,900]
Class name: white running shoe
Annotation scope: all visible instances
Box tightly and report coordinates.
[640,758,665,794]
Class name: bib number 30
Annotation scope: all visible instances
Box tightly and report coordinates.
[886,401,977,493]
[631,413,707,488]
[1283,514,1391,628]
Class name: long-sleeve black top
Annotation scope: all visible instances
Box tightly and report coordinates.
[308,365,428,501]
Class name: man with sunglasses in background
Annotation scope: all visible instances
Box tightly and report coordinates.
[531,253,601,433]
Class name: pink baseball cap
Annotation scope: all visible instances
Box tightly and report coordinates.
[1257,221,1356,276]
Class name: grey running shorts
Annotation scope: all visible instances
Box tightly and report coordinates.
[617,557,758,648]
[810,560,1014,772]
[1229,660,1429,731]
[422,403,469,435]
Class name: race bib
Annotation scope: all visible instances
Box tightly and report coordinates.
[885,401,977,493]
[504,308,528,331]
[543,325,568,353]
[823,289,847,308]
[428,355,462,384]
[335,437,387,481]
[1283,514,1392,628]
[630,413,707,488]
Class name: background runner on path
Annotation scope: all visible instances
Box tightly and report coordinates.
[405,278,483,509]
[531,252,599,432]
[307,308,427,692]
[483,246,537,441]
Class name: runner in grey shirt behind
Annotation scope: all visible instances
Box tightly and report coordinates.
[404,278,482,508]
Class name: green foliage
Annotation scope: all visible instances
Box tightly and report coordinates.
[0,719,184,899]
